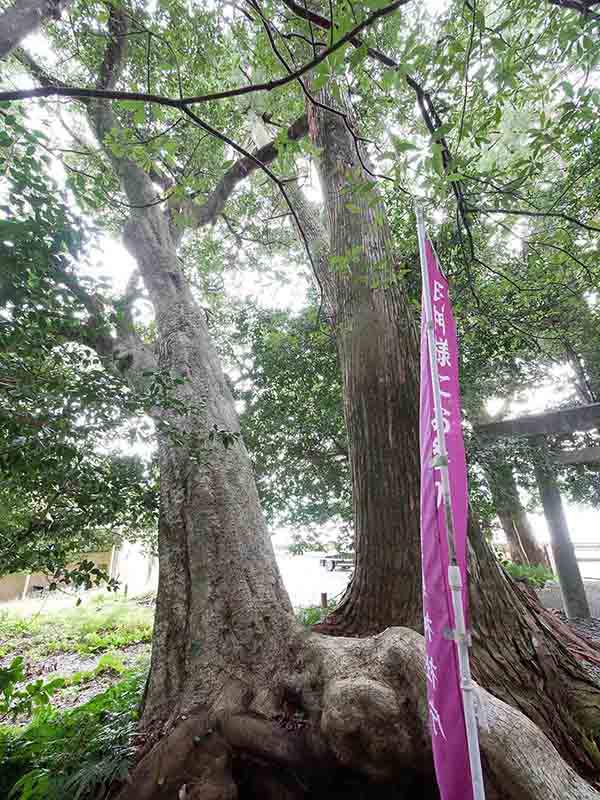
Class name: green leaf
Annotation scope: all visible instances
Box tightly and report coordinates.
[431,123,453,142]
[431,144,444,176]
[561,81,574,99]
[391,135,418,154]
[312,63,330,91]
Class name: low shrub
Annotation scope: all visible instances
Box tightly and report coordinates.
[495,549,555,588]
[503,561,555,588]
[0,667,145,800]
[0,658,65,723]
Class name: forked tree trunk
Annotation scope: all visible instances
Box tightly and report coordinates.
[108,111,600,800]
[111,134,600,800]
[21,12,600,800]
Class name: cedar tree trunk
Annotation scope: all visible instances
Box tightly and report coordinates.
[284,85,600,775]
[300,89,423,634]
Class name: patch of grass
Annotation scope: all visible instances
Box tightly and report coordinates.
[63,652,127,688]
[0,666,145,800]
[503,561,555,588]
[44,624,152,655]
[0,599,153,659]
[295,603,335,627]
[493,549,555,589]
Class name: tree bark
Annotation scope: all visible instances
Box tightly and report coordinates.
[116,624,600,800]
[532,440,590,619]
[0,0,71,60]
[125,216,296,724]
[78,13,297,726]
[283,85,600,773]
[468,515,599,770]
[496,509,527,563]
[298,88,423,635]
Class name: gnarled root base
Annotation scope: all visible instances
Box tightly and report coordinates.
[116,628,600,800]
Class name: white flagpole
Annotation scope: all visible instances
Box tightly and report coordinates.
[416,204,486,800]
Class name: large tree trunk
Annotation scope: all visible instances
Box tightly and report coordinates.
[301,88,422,635]
[111,150,600,800]
[121,217,296,726]
[0,0,71,60]
[282,85,600,775]
[533,440,590,619]
[84,44,296,725]
[107,109,600,800]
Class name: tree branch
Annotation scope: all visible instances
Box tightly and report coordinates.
[14,46,74,92]
[14,11,157,378]
[251,0,387,184]
[15,47,171,214]
[111,270,157,378]
[180,104,322,277]
[186,114,308,229]
[97,4,128,92]
[283,178,333,321]
[84,8,165,212]
[55,266,156,377]
[0,1,405,108]
[546,0,600,22]
[279,0,472,237]
[116,270,142,335]
[473,205,600,233]
[48,262,118,358]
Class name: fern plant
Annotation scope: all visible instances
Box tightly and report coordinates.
[0,665,145,800]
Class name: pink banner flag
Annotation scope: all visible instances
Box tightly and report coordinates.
[420,236,473,800]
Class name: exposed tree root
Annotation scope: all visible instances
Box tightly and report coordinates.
[115,628,600,800]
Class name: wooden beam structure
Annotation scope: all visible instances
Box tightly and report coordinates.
[475,403,600,438]
[475,401,599,618]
